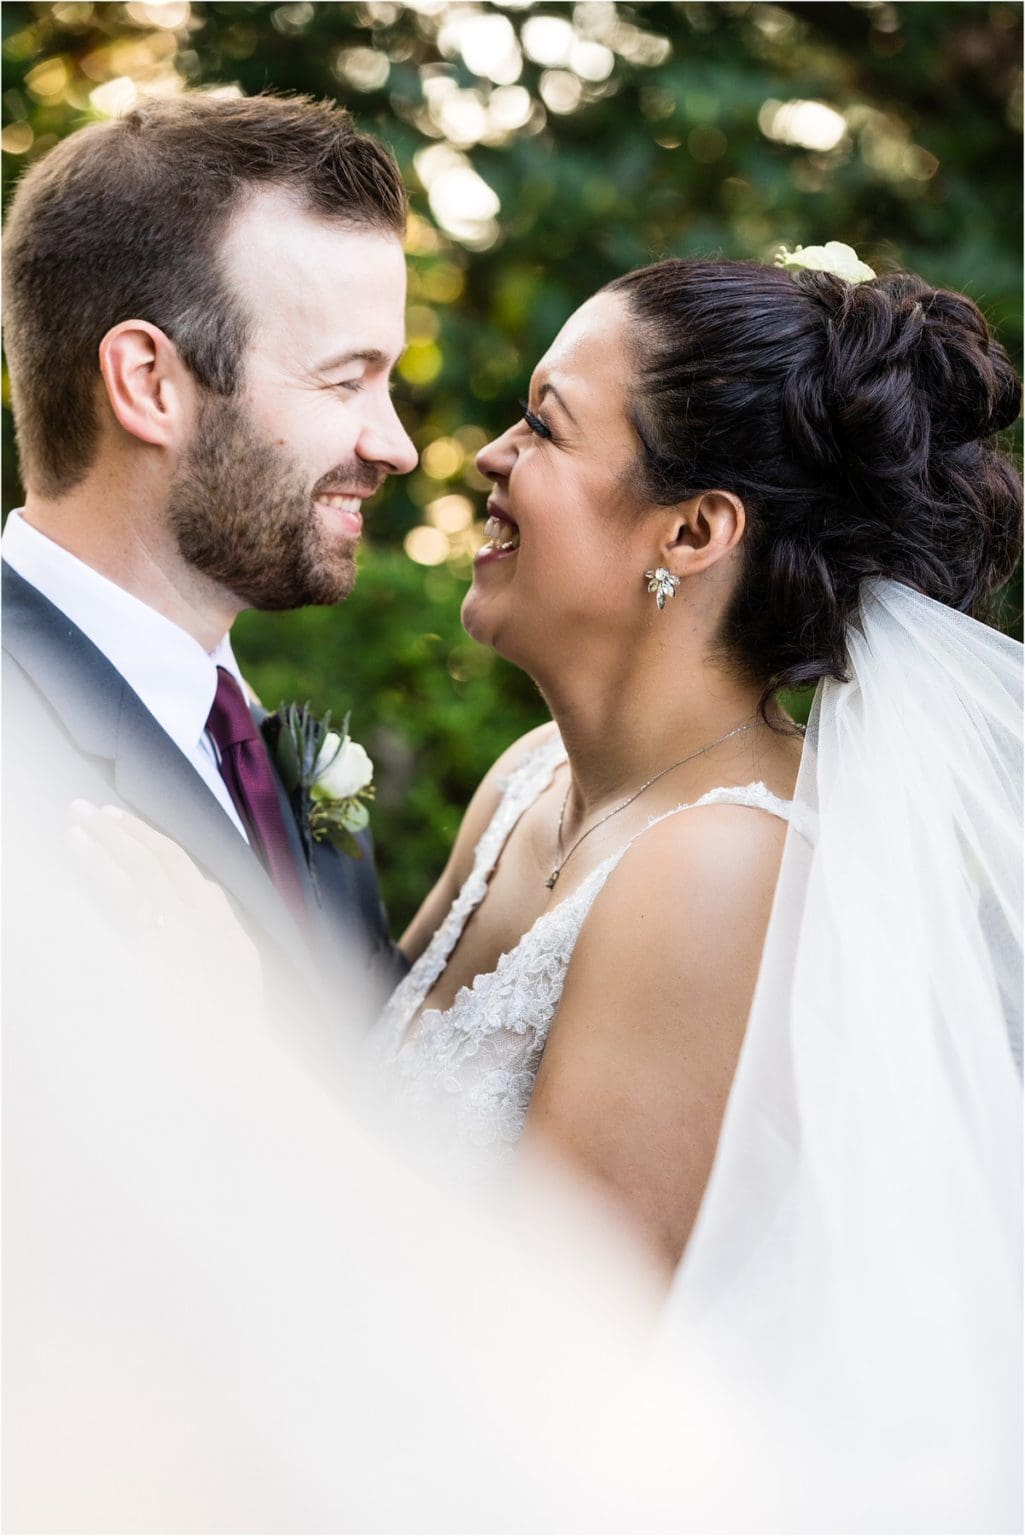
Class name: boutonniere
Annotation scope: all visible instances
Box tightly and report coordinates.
[263,703,375,869]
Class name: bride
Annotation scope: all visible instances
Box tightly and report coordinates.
[374,243,1023,1275]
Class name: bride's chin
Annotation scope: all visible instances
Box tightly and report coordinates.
[462,590,528,668]
[460,587,499,648]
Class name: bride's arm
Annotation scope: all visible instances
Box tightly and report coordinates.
[399,721,560,964]
[523,804,787,1275]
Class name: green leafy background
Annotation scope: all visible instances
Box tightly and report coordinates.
[3,1,1021,927]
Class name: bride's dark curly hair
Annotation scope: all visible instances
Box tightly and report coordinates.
[605,259,1023,704]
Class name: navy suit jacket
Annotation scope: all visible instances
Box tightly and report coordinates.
[2,561,407,1018]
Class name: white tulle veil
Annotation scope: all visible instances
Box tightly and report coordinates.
[665,577,1023,1531]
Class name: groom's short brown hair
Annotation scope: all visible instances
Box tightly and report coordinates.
[3,92,408,497]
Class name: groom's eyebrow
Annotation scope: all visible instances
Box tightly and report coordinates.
[316,347,392,372]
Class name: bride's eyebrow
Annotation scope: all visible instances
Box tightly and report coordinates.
[536,381,578,426]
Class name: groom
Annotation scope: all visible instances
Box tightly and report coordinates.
[1,92,418,1000]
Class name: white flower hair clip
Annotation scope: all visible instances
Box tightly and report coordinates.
[774,241,876,284]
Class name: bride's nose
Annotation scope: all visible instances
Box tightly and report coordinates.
[475,422,518,483]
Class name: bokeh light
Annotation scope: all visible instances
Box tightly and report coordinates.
[403,524,450,565]
[759,98,847,152]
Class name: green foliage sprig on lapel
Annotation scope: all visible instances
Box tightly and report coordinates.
[263,703,375,873]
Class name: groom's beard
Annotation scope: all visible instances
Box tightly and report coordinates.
[169,392,376,610]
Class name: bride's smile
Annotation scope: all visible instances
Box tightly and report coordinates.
[475,501,520,558]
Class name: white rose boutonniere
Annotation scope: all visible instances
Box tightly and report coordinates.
[265,702,375,869]
[312,733,374,805]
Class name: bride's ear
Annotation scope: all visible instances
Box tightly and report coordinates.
[658,490,746,579]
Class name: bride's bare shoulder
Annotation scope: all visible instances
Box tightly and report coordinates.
[568,800,789,1009]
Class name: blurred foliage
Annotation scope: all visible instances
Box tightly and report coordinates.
[2,1,1021,926]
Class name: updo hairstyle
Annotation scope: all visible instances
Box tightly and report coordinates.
[605,259,1022,704]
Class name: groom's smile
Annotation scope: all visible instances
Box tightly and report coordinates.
[310,465,386,541]
[314,493,367,536]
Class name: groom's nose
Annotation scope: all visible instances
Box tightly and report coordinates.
[356,395,418,477]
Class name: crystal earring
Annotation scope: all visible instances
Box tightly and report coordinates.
[644,567,680,610]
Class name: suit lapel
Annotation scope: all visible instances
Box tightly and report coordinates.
[3,564,313,976]
[252,702,322,929]
[112,701,312,974]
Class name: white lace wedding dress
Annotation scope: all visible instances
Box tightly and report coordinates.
[373,734,795,1167]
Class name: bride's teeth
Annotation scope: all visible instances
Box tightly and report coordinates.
[482,514,520,551]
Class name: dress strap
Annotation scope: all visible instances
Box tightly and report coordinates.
[561,781,802,933]
[632,780,797,841]
[379,733,567,1049]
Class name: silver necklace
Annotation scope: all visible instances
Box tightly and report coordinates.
[545,719,757,890]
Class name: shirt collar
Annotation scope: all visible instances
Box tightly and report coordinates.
[1,510,248,754]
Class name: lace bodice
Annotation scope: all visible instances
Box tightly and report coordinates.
[373,735,796,1168]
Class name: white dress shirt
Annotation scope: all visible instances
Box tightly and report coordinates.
[2,509,250,839]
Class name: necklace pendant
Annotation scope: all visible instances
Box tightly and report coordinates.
[545,870,560,890]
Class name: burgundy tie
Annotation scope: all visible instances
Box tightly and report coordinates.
[206,667,306,917]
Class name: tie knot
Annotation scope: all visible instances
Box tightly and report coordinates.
[207,666,261,752]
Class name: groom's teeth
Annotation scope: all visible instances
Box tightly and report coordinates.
[318,494,362,514]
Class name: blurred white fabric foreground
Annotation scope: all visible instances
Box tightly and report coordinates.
[3,836,634,1533]
[3,818,757,1536]
[5,581,1021,1536]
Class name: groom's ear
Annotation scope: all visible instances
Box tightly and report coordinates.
[98,321,194,451]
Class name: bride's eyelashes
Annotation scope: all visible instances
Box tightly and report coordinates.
[519,399,554,441]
